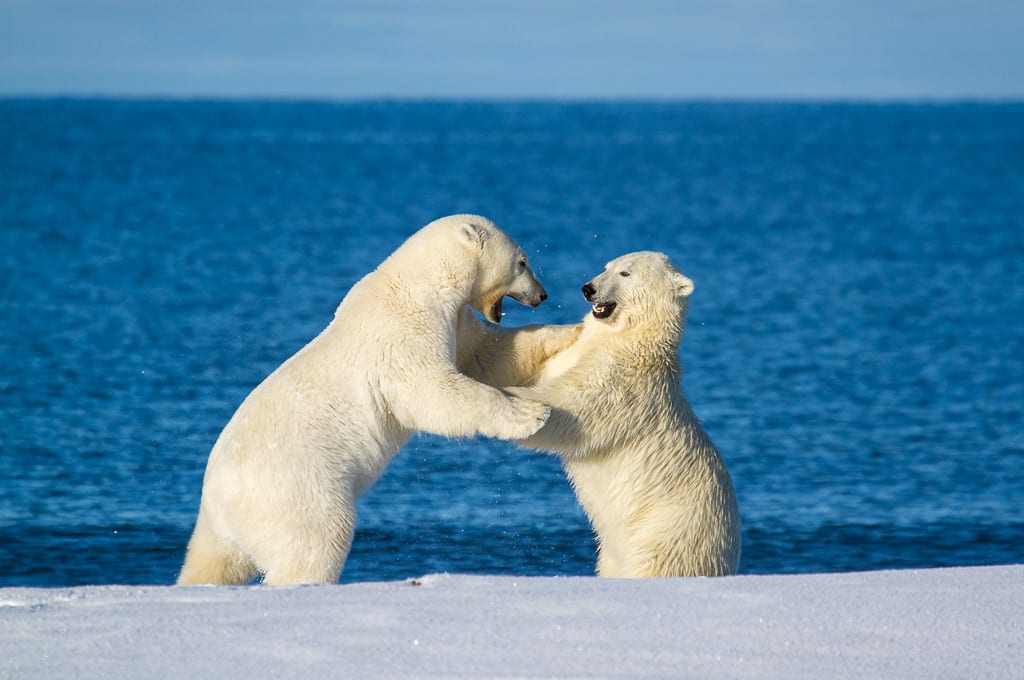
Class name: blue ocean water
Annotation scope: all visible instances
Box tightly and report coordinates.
[1,99,1022,586]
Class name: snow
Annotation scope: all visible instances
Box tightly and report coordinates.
[2,566,1021,679]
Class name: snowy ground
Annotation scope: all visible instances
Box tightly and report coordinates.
[2,565,1021,679]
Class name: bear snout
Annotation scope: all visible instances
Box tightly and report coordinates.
[510,288,548,307]
[582,283,596,300]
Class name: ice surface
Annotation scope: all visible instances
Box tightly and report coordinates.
[2,566,1021,679]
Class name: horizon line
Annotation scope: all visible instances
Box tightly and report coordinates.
[2,92,1023,105]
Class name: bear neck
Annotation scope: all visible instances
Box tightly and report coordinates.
[378,243,479,303]
[622,304,688,378]
[582,313,684,378]
[622,298,686,349]
[635,331,684,375]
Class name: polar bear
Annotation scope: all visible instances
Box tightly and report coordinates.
[496,251,741,577]
[178,214,574,586]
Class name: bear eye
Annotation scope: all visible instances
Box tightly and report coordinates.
[519,259,527,269]
[619,271,630,277]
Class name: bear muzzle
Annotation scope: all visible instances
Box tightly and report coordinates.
[510,288,548,308]
[583,282,616,318]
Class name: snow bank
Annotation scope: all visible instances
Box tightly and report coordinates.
[2,565,1021,679]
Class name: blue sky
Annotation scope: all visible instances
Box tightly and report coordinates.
[1,1,1021,99]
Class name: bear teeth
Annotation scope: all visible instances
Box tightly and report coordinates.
[592,302,616,319]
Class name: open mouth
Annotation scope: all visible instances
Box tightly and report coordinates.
[485,298,504,324]
[591,301,616,319]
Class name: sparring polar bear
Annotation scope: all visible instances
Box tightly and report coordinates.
[178,214,573,585]
[501,251,741,577]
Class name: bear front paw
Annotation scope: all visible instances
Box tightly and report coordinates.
[499,397,551,439]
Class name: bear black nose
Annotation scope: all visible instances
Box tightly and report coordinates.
[539,291,548,302]
[582,283,596,300]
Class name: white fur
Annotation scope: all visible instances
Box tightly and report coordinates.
[178,215,559,585]
[502,251,741,577]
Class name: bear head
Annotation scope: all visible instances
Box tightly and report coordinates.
[581,251,694,332]
[454,215,547,324]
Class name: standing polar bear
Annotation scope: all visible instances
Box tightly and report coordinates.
[498,251,741,578]
[178,214,574,585]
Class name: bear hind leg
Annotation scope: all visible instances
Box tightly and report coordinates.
[258,516,356,586]
[177,510,257,585]
[260,557,344,586]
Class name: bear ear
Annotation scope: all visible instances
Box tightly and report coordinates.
[459,221,489,248]
[674,272,695,297]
